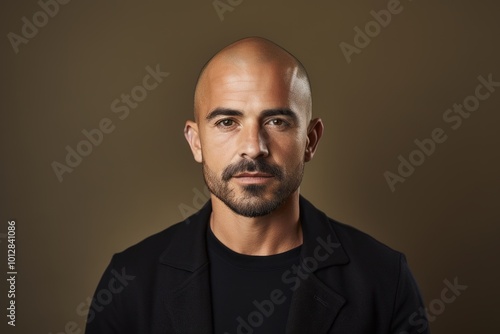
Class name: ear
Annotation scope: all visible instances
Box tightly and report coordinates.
[304,118,324,162]
[184,120,203,163]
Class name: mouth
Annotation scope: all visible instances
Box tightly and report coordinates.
[232,172,274,184]
[234,172,273,178]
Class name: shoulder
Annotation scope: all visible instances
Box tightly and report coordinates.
[301,196,403,264]
[327,217,406,282]
[108,221,186,270]
[331,218,402,259]
[102,200,212,279]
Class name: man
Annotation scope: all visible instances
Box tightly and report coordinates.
[85,37,429,333]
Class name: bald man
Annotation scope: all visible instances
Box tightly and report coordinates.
[86,37,429,334]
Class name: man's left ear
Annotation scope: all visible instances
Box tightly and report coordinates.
[304,118,324,162]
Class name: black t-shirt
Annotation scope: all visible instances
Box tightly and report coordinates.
[207,227,301,334]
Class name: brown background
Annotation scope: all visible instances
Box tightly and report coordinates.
[1,0,499,333]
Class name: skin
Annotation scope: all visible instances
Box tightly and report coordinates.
[184,37,323,255]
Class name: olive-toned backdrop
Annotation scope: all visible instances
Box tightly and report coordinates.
[1,1,499,333]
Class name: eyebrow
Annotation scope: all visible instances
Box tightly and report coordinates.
[205,107,298,122]
[205,108,243,121]
[261,108,298,122]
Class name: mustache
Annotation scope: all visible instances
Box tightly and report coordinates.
[221,159,283,182]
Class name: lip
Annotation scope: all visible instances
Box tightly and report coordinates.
[233,172,274,184]
[234,172,273,178]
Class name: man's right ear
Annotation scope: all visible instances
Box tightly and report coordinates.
[184,120,203,163]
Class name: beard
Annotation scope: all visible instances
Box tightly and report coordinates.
[202,158,304,217]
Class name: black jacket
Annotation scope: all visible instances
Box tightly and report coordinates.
[85,196,429,333]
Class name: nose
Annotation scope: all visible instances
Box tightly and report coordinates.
[239,121,269,159]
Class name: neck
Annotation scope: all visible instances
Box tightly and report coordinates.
[209,191,302,256]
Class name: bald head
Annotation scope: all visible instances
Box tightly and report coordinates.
[193,37,312,121]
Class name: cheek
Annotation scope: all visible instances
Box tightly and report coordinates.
[270,136,307,166]
[200,136,233,170]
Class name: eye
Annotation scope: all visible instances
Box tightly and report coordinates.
[267,118,289,127]
[215,119,236,128]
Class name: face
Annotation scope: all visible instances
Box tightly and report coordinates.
[186,59,321,217]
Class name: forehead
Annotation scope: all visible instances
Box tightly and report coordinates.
[199,60,309,117]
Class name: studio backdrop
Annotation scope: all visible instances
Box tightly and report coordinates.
[1,0,499,333]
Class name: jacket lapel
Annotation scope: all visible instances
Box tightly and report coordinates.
[162,263,213,333]
[286,273,346,333]
[285,197,350,333]
[153,202,214,334]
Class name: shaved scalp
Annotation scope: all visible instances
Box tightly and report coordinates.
[193,37,312,121]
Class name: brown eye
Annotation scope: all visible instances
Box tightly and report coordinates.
[217,119,235,127]
[267,118,289,127]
